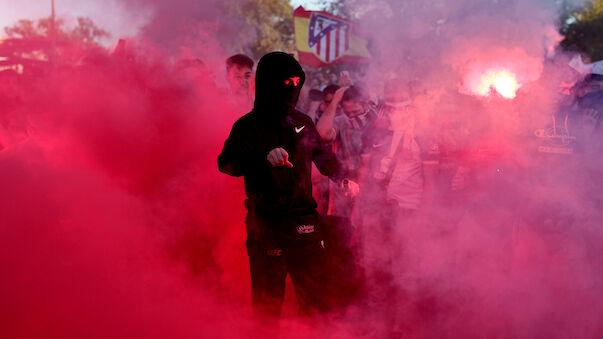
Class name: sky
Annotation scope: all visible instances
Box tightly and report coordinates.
[290,0,330,10]
[0,0,151,43]
[0,0,328,45]
[1,0,602,338]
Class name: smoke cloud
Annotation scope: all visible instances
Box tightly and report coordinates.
[346,0,603,338]
[0,30,260,336]
[1,0,602,338]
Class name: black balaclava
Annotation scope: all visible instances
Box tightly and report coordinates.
[254,52,306,118]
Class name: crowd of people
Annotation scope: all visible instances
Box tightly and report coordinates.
[217,51,603,331]
[1,31,600,336]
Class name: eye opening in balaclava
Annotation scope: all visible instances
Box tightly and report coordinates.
[254,52,306,117]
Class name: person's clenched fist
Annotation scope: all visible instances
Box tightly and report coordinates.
[267,148,294,168]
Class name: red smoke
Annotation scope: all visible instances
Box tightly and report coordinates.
[351,0,603,338]
[2,0,603,338]
[0,38,261,337]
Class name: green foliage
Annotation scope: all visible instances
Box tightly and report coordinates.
[225,0,295,60]
[70,17,110,45]
[561,0,603,61]
[4,19,43,38]
[4,16,110,46]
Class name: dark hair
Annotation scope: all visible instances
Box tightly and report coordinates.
[342,85,367,103]
[323,84,340,95]
[226,54,254,71]
[589,73,603,82]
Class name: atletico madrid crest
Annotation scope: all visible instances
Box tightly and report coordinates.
[294,6,371,67]
[308,13,350,63]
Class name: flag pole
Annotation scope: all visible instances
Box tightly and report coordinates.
[50,0,57,67]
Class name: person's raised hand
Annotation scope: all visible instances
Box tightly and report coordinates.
[332,86,349,104]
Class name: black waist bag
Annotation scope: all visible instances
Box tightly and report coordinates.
[247,210,321,249]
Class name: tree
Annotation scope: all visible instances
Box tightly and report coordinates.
[560,0,603,61]
[4,16,110,47]
[224,0,295,60]
[4,19,43,39]
[2,17,110,71]
[70,17,111,46]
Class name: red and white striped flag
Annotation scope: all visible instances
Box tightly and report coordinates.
[294,7,371,67]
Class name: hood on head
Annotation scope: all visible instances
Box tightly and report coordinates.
[254,52,305,117]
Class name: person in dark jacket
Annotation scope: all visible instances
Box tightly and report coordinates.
[218,52,357,319]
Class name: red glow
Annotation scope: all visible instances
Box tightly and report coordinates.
[468,68,522,99]
[284,76,300,86]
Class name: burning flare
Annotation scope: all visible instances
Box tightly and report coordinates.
[469,69,522,99]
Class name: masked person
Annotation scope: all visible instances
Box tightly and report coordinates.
[315,85,377,307]
[307,84,342,123]
[316,86,378,217]
[365,81,424,212]
[354,79,425,337]
[218,52,357,319]
[359,80,425,246]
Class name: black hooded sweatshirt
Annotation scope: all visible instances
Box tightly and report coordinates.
[218,52,342,221]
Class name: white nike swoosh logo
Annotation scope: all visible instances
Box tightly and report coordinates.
[373,143,386,148]
[295,126,305,133]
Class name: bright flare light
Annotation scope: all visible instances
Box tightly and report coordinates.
[471,69,522,99]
